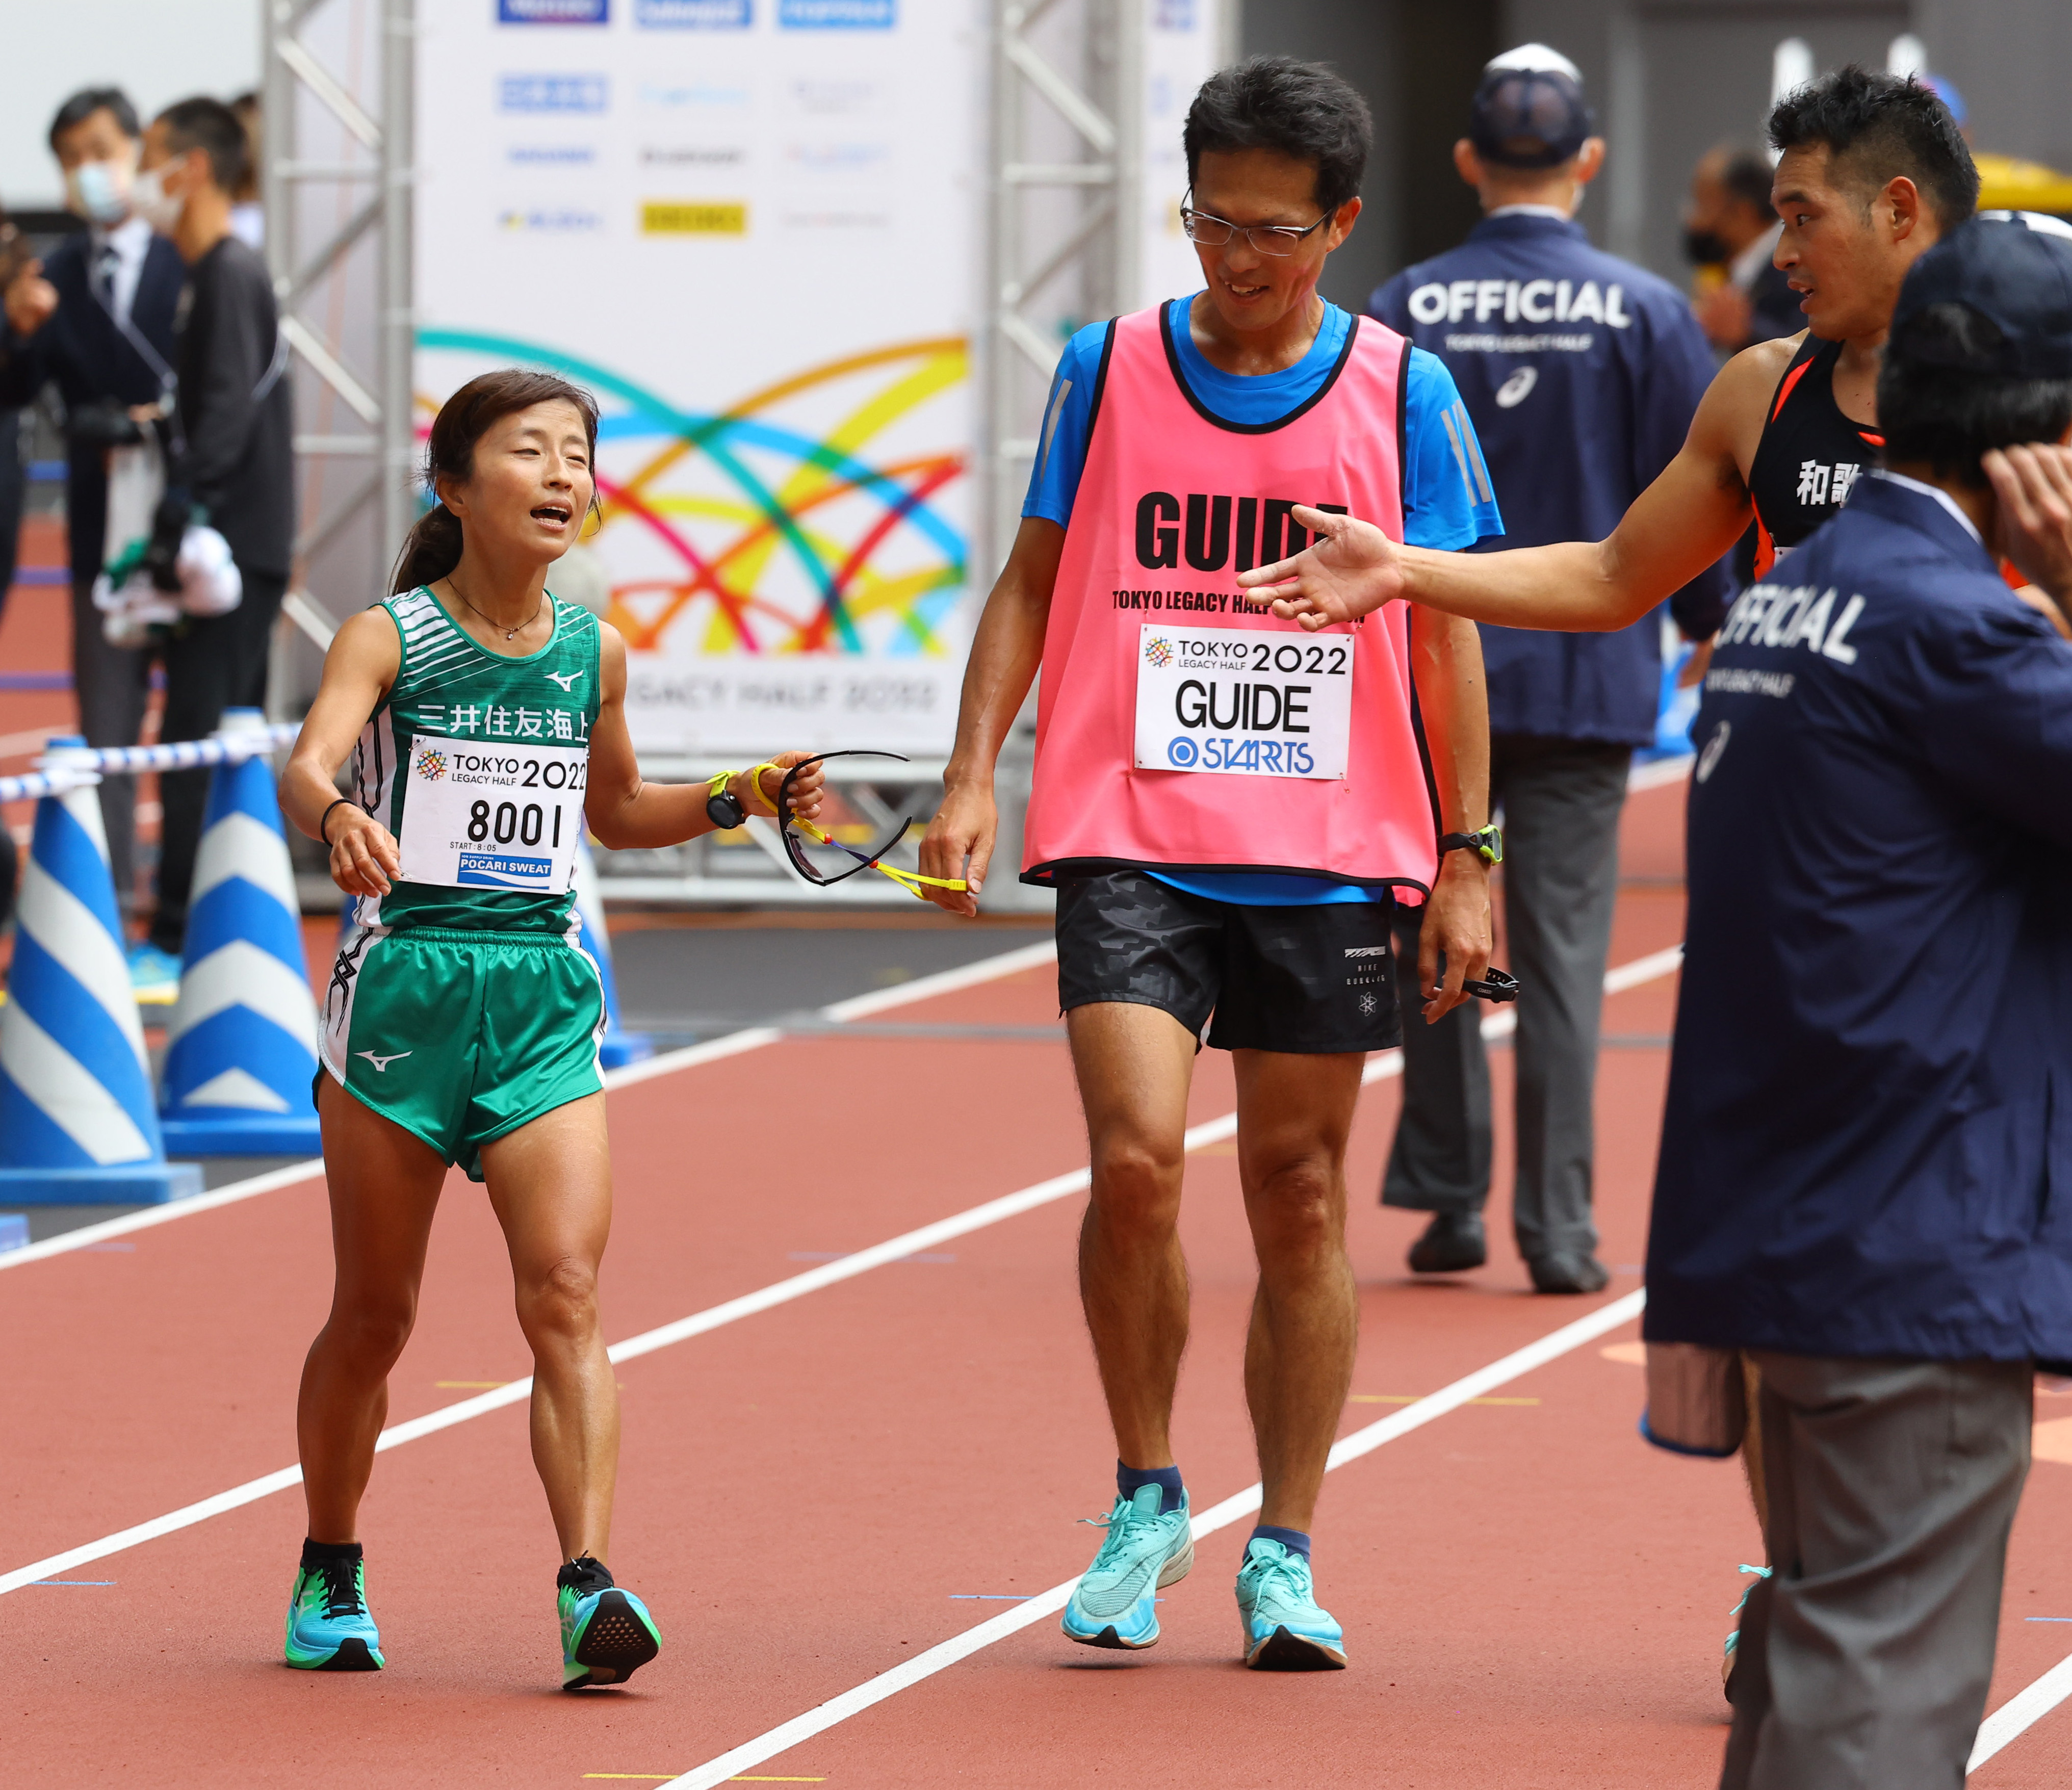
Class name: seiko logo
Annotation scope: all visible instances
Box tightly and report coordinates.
[1134,492,1350,573]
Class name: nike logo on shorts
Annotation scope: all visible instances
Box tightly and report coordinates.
[356,1050,411,1072]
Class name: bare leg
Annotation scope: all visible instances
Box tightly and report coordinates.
[479,1093,618,1564]
[298,1077,448,1543]
[1233,1048,1366,1534]
[1068,1002,1199,1470]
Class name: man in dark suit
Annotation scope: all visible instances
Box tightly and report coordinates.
[0,88,186,970]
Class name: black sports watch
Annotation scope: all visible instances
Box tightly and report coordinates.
[1438,824,1504,866]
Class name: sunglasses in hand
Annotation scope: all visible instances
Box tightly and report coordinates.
[775,750,968,900]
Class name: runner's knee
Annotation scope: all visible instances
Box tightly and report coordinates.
[517,1254,602,1342]
[1089,1138,1185,1230]
[1246,1159,1345,1256]
[328,1294,418,1370]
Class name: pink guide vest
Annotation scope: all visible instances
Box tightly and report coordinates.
[1022,301,1437,895]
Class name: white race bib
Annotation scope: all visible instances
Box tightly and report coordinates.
[396,733,587,893]
[1132,621,1353,780]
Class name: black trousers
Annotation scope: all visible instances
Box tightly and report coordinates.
[148,567,287,955]
[69,574,154,915]
[1382,733,1631,1261]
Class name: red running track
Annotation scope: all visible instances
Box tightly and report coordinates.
[3,780,2069,1787]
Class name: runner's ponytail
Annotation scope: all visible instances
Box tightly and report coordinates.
[388,367,603,594]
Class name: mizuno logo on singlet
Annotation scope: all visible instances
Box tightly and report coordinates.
[1135,492,1351,574]
[546,670,582,690]
[356,1050,411,1072]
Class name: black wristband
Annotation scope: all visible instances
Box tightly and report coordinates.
[319,797,358,846]
[1437,825,1504,867]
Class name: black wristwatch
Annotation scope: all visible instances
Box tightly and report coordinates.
[1438,825,1504,866]
[706,787,746,829]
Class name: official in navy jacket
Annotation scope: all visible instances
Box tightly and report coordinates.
[1361,47,1729,1293]
[1650,217,2072,1787]
[0,89,186,928]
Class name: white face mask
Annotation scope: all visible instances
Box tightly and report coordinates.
[64,153,135,226]
[131,163,185,237]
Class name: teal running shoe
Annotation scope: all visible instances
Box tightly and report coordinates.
[1234,1537,1346,1670]
[284,1554,383,1671]
[558,1556,662,1690]
[1060,1485,1194,1650]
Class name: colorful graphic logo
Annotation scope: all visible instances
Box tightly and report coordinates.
[1143,635,1174,668]
[413,748,448,781]
[418,327,967,662]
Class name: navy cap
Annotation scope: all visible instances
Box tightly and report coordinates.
[1889,212,2072,379]
[1469,45,1596,169]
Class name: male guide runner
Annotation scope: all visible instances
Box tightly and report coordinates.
[920,57,1500,1670]
[279,369,823,1689]
[1236,64,1980,1689]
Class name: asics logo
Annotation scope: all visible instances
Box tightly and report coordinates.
[546,669,582,690]
[356,1050,411,1072]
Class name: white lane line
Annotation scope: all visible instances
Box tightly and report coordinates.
[0,942,1678,1600]
[663,1290,1651,1790]
[0,940,1059,1272]
[1969,1650,2072,1773]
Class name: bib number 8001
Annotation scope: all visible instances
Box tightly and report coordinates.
[396,732,588,894]
[468,799,563,849]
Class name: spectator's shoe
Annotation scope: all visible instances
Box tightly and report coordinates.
[283,1555,383,1671]
[1527,1252,1611,1294]
[1234,1538,1346,1670]
[1407,1211,1487,1274]
[1722,1564,1772,1698]
[127,941,183,1003]
[1061,1485,1194,1650]
[558,1555,662,1689]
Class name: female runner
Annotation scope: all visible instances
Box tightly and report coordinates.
[277,368,822,1688]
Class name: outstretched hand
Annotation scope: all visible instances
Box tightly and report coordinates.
[1234,503,1406,630]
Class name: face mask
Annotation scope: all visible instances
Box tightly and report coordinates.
[64,155,134,226]
[1683,227,1732,267]
[132,164,185,236]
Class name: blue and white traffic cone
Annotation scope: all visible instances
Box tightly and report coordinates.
[0,738,203,1203]
[573,835,652,1069]
[158,711,323,1154]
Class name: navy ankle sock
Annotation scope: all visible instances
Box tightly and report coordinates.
[1249,1524,1310,1561]
[1117,1461,1185,1516]
[301,1538,362,1570]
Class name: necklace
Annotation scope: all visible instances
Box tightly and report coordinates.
[446,576,545,642]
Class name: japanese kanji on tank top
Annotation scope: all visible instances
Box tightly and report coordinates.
[350,586,602,932]
[1746,335,1882,577]
[1022,301,1436,893]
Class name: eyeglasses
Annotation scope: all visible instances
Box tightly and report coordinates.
[776,750,967,900]
[1179,200,1331,257]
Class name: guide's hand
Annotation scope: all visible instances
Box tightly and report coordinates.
[328,808,400,898]
[743,750,823,824]
[1985,443,2072,615]
[918,781,994,917]
[1236,504,1406,630]
[1418,852,1492,1023]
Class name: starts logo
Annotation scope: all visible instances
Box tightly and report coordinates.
[413,748,448,782]
[1143,635,1175,669]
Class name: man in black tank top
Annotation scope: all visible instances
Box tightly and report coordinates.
[1745,334,1885,574]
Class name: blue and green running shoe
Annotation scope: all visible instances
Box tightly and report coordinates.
[558,1555,662,1690]
[284,1553,383,1671]
[1234,1537,1346,1670]
[1060,1485,1195,1650]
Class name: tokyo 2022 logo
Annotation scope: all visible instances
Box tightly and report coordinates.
[414,747,448,781]
[1143,635,1175,669]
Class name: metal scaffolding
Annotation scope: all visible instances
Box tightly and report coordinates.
[260,0,414,667]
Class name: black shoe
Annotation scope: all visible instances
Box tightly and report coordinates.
[1407,1211,1487,1274]
[1527,1252,1611,1294]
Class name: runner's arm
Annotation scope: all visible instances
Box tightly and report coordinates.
[917,516,1065,915]
[279,608,405,896]
[583,624,824,849]
[1408,608,1492,1021]
[1237,345,1781,633]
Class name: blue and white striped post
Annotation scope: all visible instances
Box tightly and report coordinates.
[573,835,652,1069]
[158,711,323,1154]
[0,738,202,1204]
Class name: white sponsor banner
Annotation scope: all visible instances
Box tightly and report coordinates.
[1138,0,1228,308]
[417,0,980,756]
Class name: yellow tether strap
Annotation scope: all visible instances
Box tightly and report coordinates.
[706,763,968,898]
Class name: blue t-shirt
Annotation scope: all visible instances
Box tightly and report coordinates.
[1024,296,1504,905]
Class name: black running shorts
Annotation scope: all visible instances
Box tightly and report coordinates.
[1054,870,1403,1054]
